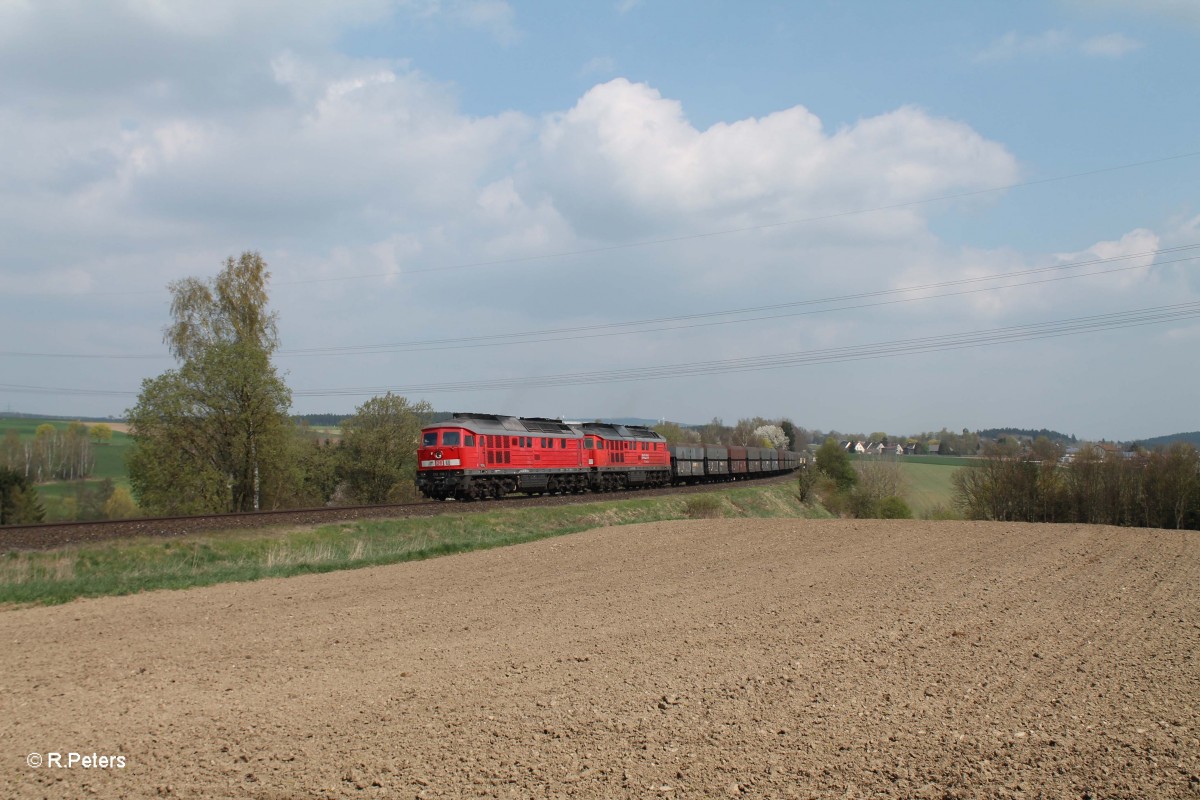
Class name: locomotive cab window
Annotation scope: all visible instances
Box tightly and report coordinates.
[464,435,475,446]
[423,432,437,447]
[442,431,461,446]
[584,439,593,449]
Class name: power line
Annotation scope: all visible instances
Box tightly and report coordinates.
[7,301,1197,400]
[4,244,1194,360]
[274,300,1198,395]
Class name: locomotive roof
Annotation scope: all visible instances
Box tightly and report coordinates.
[580,422,665,441]
[426,412,576,436]
[424,413,666,440]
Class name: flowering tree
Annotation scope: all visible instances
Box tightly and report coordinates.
[753,424,789,448]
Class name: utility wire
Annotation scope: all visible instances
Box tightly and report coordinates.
[6,302,1197,399]
[4,245,1194,360]
[295,301,1200,395]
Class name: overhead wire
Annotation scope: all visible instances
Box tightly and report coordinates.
[287,300,1200,395]
[7,301,1198,399]
[3,244,1195,360]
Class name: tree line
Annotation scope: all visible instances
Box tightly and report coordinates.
[952,441,1200,530]
[653,418,808,450]
[1,422,98,483]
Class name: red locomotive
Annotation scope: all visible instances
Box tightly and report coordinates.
[416,412,803,501]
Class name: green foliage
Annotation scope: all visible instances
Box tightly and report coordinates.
[0,467,45,525]
[953,442,1200,530]
[284,432,344,507]
[877,496,913,519]
[779,419,797,450]
[128,253,293,514]
[165,251,279,362]
[795,467,818,502]
[104,487,138,519]
[75,478,116,521]
[340,393,433,504]
[652,421,697,444]
[89,423,113,445]
[815,438,857,491]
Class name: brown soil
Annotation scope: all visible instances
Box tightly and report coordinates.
[2,519,1198,799]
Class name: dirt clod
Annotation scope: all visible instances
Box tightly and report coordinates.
[3,518,1198,798]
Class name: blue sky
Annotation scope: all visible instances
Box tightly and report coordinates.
[0,0,1197,440]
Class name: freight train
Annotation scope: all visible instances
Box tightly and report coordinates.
[416,412,804,501]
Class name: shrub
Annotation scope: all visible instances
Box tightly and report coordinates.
[877,496,913,519]
[923,503,962,521]
[815,439,857,491]
[795,467,818,502]
[684,495,723,519]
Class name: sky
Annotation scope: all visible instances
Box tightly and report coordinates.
[1,0,1197,441]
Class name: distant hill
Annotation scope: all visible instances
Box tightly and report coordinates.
[293,413,350,426]
[0,411,123,423]
[978,428,1077,443]
[1135,431,1200,449]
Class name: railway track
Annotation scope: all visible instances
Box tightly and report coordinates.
[0,473,798,552]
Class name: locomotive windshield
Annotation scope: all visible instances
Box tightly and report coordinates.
[442,431,461,446]
[422,432,437,446]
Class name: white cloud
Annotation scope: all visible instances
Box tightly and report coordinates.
[975,29,1141,61]
[1081,33,1143,56]
[975,30,1071,61]
[524,79,1018,246]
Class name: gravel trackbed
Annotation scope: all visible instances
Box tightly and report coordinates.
[2,519,1198,799]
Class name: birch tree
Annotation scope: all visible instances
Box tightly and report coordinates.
[127,252,293,514]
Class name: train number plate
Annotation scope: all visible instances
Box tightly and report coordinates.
[420,458,461,467]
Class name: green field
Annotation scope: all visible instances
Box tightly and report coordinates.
[896,461,964,518]
[0,418,134,521]
[0,482,829,606]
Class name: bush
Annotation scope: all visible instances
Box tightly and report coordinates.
[877,496,913,519]
[815,439,857,491]
[847,489,879,519]
[684,495,723,519]
[795,467,818,502]
[922,503,962,521]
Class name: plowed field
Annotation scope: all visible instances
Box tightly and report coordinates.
[3,519,1198,799]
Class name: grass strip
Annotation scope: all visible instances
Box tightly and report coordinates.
[1,483,828,607]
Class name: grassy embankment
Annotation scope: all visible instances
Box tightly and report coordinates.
[0,418,134,521]
[0,482,830,606]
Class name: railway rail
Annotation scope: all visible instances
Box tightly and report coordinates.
[0,473,797,552]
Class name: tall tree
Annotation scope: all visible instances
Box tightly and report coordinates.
[340,393,433,504]
[127,252,293,514]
